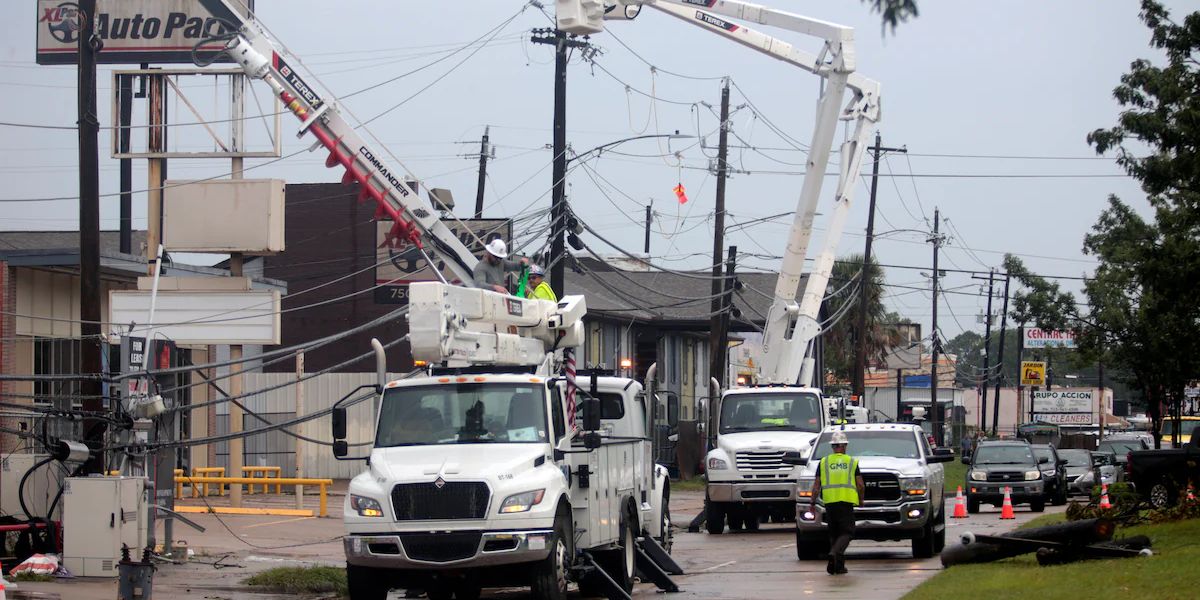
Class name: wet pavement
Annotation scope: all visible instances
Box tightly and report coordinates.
[8,488,1062,600]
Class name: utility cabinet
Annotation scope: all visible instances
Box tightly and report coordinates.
[62,476,148,577]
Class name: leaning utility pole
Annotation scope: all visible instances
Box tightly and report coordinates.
[644,204,652,253]
[530,29,589,299]
[712,246,738,387]
[708,78,732,387]
[473,125,491,218]
[972,268,996,431]
[854,132,905,399]
[990,273,1011,436]
[78,0,104,475]
[929,208,943,445]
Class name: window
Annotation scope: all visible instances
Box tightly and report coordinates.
[376,383,549,447]
[812,430,921,460]
[719,392,822,434]
[33,337,82,407]
[973,445,1036,466]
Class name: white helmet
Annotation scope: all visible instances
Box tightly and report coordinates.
[830,431,849,445]
[485,238,508,258]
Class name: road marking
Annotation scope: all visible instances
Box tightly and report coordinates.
[241,516,316,530]
[775,543,792,550]
[698,560,737,572]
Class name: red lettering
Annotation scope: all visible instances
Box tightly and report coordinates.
[40,7,58,22]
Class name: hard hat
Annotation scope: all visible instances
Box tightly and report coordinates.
[529,264,545,277]
[830,431,849,445]
[485,238,508,258]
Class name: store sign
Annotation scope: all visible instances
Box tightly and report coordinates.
[1020,361,1046,386]
[1023,328,1077,349]
[1033,413,1092,425]
[36,0,238,65]
[1032,390,1093,413]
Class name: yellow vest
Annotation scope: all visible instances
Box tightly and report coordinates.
[819,453,860,506]
[530,281,557,303]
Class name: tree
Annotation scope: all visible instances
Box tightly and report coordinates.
[863,0,919,32]
[1007,1,1200,448]
[822,254,908,388]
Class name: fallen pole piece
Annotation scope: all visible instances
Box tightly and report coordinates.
[942,518,1116,567]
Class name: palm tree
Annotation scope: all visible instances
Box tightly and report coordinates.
[821,253,907,393]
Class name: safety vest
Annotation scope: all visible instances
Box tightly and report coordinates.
[529,281,558,303]
[819,453,860,506]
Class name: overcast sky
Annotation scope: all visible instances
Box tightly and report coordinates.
[0,0,1186,344]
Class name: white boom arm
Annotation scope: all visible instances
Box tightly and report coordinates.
[569,0,881,385]
[199,0,480,284]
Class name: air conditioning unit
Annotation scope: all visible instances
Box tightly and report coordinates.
[62,476,149,577]
[0,453,57,520]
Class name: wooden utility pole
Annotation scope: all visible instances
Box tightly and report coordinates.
[644,204,652,254]
[708,79,731,387]
[473,126,490,218]
[77,0,104,475]
[929,208,943,444]
[854,132,905,399]
[972,269,996,431]
[991,273,1011,436]
[711,246,738,387]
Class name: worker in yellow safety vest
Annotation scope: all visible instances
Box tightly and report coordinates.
[808,430,866,575]
[526,264,557,303]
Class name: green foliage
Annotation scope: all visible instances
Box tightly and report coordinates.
[1065,482,1141,521]
[244,566,348,595]
[823,254,912,389]
[862,0,920,32]
[9,572,55,582]
[1146,494,1200,523]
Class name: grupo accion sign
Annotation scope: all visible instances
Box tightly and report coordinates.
[1023,327,1077,349]
[36,0,240,65]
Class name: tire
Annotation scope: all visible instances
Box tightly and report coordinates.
[966,498,980,514]
[727,506,744,531]
[743,508,760,531]
[424,586,453,600]
[932,510,946,554]
[1030,499,1046,513]
[1054,484,1069,506]
[657,487,674,554]
[452,582,481,600]
[607,511,637,599]
[346,565,392,600]
[1149,482,1175,509]
[912,517,936,559]
[795,529,828,561]
[706,501,726,535]
[531,511,572,600]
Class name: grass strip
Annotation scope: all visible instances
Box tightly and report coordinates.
[244,565,347,595]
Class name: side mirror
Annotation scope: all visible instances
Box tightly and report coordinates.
[582,397,601,432]
[332,406,348,440]
[781,451,808,466]
[933,447,953,456]
[1057,459,1069,466]
[584,431,602,450]
[332,440,349,458]
[929,453,955,464]
[960,456,971,465]
[1038,456,1050,464]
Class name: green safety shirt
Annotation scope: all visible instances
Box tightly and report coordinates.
[529,281,558,303]
[818,453,861,506]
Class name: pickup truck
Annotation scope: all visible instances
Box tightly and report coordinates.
[786,424,955,559]
[1127,437,1200,508]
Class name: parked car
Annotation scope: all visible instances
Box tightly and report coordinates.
[1056,448,1096,495]
[1127,437,1200,507]
[1031,444,1069,505]
[1098,436,1150,468]
[964,440,1045,513]
[1071,451,1121,495]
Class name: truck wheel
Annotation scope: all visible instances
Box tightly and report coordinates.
[912,518,936,559]
[932,510,946,553]
[727,506,744,531]
[530,511,572,600]
[706,502,726,535]
[425,586,453,600]
[1149,483,1175,509]
[743,507,760,531]
[657,486,674,553]
[1030,498,1045,513]
[966,498,980,514]
[1054,485,1068,506]
[607,511,637,598]
[346,565,392,600]
[795,530,828,561]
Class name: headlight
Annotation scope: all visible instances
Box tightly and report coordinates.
[708,457,728,471]
[969,470,987,481]
[797,478,815,498]
[349,494,385,517]
[900,477,928,496]
[499,489,546,514]
[1024,470,1042,481]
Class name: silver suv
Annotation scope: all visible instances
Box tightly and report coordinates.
[786,424,955,559]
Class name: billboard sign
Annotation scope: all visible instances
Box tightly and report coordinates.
[36,0,239,65]
[110,289,281,344]
[374,218,511,304]
[1023,328,1077,349]
[1033,413,1092,425]
[1020,361,1046,386]
[1032,390,1093,414]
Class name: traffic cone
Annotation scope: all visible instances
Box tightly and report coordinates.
[1000,486,1016,519]
[1099,483,1112,509]
[1187,485,1196,503]
[952,486,969,519]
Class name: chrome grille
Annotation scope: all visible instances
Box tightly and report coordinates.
[861,473,901,502]
[735,450,790,471]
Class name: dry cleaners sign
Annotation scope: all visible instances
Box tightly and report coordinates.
[1032,390,1094,425]
[36,0,239,65]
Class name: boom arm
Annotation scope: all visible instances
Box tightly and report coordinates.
[199,0,480,284]
[598,0,881,385]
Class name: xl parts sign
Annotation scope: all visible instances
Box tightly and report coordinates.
[1023,328,1077,349]
[36,0,238,65]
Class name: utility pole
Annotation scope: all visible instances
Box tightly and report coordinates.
[77,0,104,475]
[711,246,738,387]
[854,132,905,399]
[644,204,652,253]
[991,273,1011,436]
[708,78,732,388]
[473,126,491,218]
[228,74,246,508]
[117,74,133,254]
[929,208,943,446]
[530,29,589,299]
[972,269,996,431]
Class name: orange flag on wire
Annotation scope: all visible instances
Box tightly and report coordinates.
[673,183,688,204]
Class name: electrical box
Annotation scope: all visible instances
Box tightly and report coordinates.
[0,454,57,520]
[556,0,605,34]
[62,477,148,578]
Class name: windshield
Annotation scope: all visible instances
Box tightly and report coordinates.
[1161,419,1200,436]
[720,392,822,434]
[1058,449,1092,466]
[1099,441,1142,454]
[376,383,549,447]
[812,430,921,461]
[1092,452,1116,466]
[973,445,1035,465]
[1032,447,1054,464]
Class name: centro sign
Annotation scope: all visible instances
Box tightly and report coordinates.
[36,0,244,65]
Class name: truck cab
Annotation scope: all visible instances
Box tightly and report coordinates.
[340,372,671,599]
[704,387,826,533]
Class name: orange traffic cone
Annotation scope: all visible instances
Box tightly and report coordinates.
[1099,483,1112,509]
[1000,486,1016,519]
[1187,485,1196,503]
[952,486,969,519]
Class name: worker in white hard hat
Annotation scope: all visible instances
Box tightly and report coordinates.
[472,238,527,294]
[809,429,865,575]
[525,264,557,303]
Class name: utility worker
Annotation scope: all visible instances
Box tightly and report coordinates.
[472,238,526,294]
[525,264,557,302]
[809,430,866,575]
